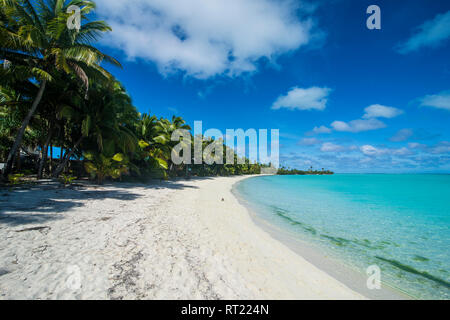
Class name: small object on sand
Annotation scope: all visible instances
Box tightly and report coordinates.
[0,268,10,277]
[16,226,51,233]
[221,198,224,202]
[0,268,11,277]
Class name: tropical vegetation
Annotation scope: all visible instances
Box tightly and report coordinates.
[0,0,269,184]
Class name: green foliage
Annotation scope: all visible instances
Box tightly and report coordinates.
[8,173,24,185]
[84,152,129,184]
[138,140,150,149]
[0,0,120,87]
[0,0,332,184]
[60,173,76,186]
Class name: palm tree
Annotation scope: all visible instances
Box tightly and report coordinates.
[135,114,192,178]
[0,86,23,161]
[33,72,80,178]
[0,0,120,180]
[52,80,138,178]
[156,116,191,174]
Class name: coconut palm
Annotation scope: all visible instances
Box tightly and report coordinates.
[155,116,191,171]
[33,72,80,178]
[0,0,120,179]
[52,80,138,178]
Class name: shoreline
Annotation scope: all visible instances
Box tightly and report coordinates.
[232,176,409,299]
[1,175,374,299]
[174,175,369,299]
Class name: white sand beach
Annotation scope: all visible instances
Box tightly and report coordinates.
[0,176,365,300]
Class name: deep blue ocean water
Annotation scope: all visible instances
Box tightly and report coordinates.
[235,174,450,299]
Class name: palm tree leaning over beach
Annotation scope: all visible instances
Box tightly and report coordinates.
[0,0,120,180]
[0,1,273,183]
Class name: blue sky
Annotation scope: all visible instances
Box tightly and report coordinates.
[93,0,450,173]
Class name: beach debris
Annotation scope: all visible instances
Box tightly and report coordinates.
[32,245,48,254]
[108,250,144,300]
[0,268,10,277]
[15,226,51,233]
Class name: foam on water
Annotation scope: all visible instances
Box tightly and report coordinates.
[235,174,450,299]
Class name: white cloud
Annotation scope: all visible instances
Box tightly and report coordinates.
[408,142,427,149]
[96,0,316,79]
[390,129,413,142]
[271,86,331,111]
[360,145,415,157]
[363,104,404,119]
[331,119,386,133]
[392,147,414,156]
[311,103,398,135]
[320,143,357,153]
[397,10,450,54]
[360,145,384,156]
[320,142,346,152]
[430,141,450,154]
[312,125,332,134]
[407,141,450,155]
[419,91,450,111]
[285,140,450,172]
[298,138,321,146]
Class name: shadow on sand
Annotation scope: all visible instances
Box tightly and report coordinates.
[0,177,215,227]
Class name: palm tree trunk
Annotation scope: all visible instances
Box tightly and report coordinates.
[16,149,21,172]
[2,80,47,180]
[38,127,53,179]
[52,136,83,178]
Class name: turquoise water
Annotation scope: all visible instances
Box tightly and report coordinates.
[235,174,450,299]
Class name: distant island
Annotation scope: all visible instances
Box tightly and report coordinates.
[277,167,334,175]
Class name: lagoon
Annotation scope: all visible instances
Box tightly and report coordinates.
[235,174,450,299]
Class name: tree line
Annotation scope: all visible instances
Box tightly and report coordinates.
[0,0,270,184]
[277,167,334,175]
